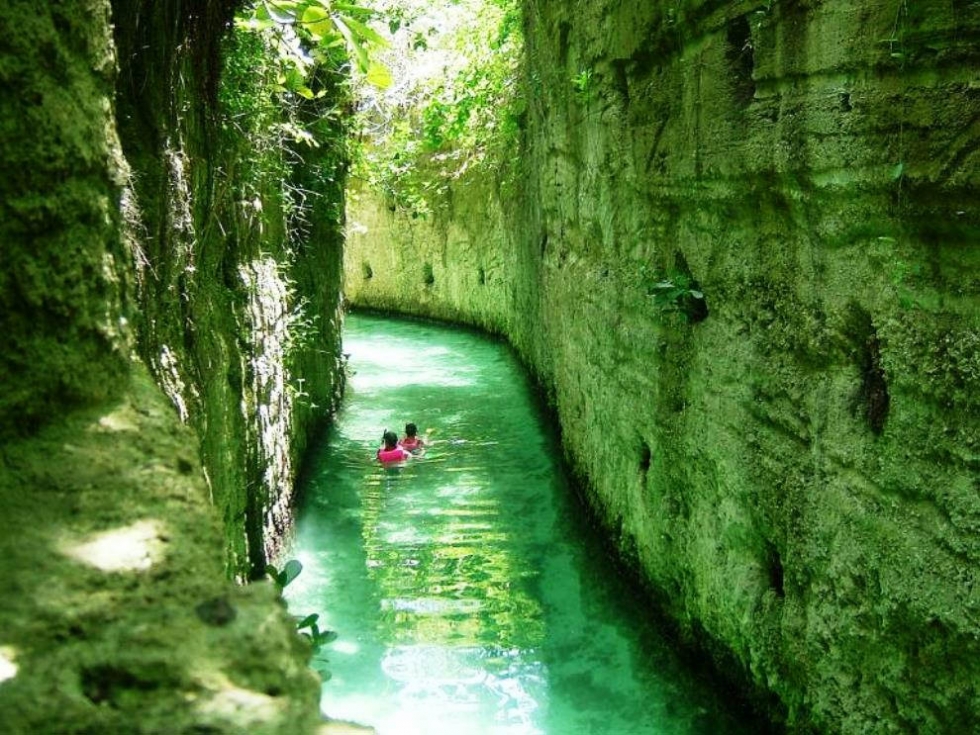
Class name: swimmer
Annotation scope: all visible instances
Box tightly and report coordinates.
[377,430,411,463]
[398,422,426,454]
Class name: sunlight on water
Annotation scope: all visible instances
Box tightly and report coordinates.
[285,313,765,735]
[352,339,478,391]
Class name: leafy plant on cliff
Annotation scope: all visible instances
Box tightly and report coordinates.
[220,4,358,246]
[351,0,524,214]
[644,269,709,323]
[295,612,340,654]
[266,560,339,676]
[236,0,392,100]
[219,22,320,213]
[266,559,304,589]
[570,68,594,103]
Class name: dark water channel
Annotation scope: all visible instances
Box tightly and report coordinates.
[285,312,765,735]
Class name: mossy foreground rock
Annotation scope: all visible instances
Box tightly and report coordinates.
[0,370,323,734]
[347,0,980,731]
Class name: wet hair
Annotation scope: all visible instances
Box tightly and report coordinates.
[382,430,399,449]
[405,423,418,437]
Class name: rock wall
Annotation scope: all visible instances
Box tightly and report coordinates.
[0,0,348,731]
[0,368,325,734]
[113,1,347,576]
[345,0,980,730]
[0,0,131,436]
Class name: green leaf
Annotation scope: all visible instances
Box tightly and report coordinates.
[283,67,306,91]
[333,16,370,72]
[341,16,389,48]
[296,613,319,629]
[333,2,378,19]
[236,16,276,32]
[366,61,393,89]
[299,3,328,21]
[891,162,905,180]
[265,0,299,24]
[300,5,333,40]
[282,559,303,587]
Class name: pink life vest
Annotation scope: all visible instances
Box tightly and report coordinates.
[399,436,423,451]
[377,446,410,463]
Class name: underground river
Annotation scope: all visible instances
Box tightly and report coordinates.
[285,312,769,735]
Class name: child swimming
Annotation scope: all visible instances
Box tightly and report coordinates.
[398,423,426,454]
[377,430,411,463]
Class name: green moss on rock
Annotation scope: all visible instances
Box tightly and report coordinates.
[0,1,351,731]
[0,368,323,734]
[0,0,130,437]
[346,0,980,730]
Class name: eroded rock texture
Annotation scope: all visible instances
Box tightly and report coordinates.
[0,1,348,731]
[113,0,347,576]
[346,1,980,730]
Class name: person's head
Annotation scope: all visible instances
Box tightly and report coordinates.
[382,430,398,449]
[405,422,418,438]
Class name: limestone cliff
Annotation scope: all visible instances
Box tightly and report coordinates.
[113,0,347,576]
[0,0,348,731]
[346,0,980,730]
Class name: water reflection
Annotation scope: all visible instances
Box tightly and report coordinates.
[351,452,546,733]
[286,313,764,735]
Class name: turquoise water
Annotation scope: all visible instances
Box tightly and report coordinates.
[285,312,764,735]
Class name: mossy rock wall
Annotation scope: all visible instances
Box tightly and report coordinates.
[346,176,530,338]
[346,0,980,730]
[0,0,131,436]
[113,1,347,576]
[0,367,325,734]
[0,1,348,731]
